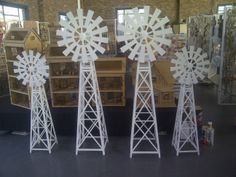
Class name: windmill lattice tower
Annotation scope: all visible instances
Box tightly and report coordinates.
[170,46,209,156]
[117,6,173,158]
[14,50,57,153]
[57,8,109,155]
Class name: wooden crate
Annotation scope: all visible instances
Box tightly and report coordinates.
[4,28,42,109]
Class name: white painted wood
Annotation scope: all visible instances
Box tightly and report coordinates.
[76,61,108,155]
[57,9,108,63]
[56,8,108,155]
[171,46,209,85]
[116,5,172,62]
[130,62,161,158]
[171,46,209,156]
[116,6,173,157]
[14,50,57,153]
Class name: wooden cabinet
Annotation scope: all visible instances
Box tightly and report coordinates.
[47,45,126,107]
[4,28,42,108]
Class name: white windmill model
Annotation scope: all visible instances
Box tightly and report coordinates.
[171,46,209,156]
[14,50,58,153]
[57,9,108,155]
[117,6,173,158]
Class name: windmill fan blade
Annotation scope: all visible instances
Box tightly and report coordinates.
[128,43,141,59]
[93,37,108,43]
[155,28,173,36]
[91,26,108,35]
[120,40,136,53]
[67,11,77,27]
[85,10,94,28]
[57,38,74,47]
[72,45,81,61]
[63,42,77,56]
[146,44,155,61]
[142,6,150,24]
[149,8,161,26]
[59,20,74,32]
[189,46,194,58]
[153,17,169,30]
[150,42,165,56]
[77,8,84,26]
[89,16,103,30]
[193,48,202,60]
[90,41,105,54]
[87,45,97,61]
[56,30,72,38]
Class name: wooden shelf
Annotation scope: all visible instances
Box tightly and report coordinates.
[51,75,79,79]
[11,89,29,95]
[10,91,30,109]
[47,46,126,107]
[96,57,126,74]
[53,90,78,94]
[51,92,77,107]
[100,90,123,92]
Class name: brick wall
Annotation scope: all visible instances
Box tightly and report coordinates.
[42,0,77,25]
[83,0,236,23]
[82,0,178,23]
[2,0,236,24]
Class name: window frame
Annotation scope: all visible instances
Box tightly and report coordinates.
[217,3,236,14]
[58,12,68,22]
[0,1,29,29]
[115,7,145,36]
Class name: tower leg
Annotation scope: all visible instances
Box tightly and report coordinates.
[30,86,57,153]
[172,84,200,155]
[76,61,108,155]
[130,61,161,158]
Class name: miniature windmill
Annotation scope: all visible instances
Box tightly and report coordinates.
[117,6,173,158]
[57,9,108,155]
[14,50,57,153]
[171,46,209,156]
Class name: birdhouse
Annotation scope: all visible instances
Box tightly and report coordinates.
[4,28,42,109]
[4,28,42,52]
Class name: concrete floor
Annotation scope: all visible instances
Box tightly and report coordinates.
[0,85,236,177]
